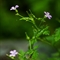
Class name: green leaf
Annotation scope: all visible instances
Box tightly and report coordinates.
[34,45,38,50]
[31,39,37,44]
[54,28,60,42]
[31,50,39,60]
[26,49,34,55]
[19,49,25,56]
[19,17,35,24]
[46,35,54,41]
[19,17,33,21]
[43,30,50,35]
[36,26,49,38]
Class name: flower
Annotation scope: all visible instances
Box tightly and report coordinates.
[10,5,19,10]
[44,11,52,19]
[9,50,18,57]
[15,5,19,8]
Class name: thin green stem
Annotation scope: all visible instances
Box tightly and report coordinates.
[39,17,45,27]
[29,40,32,50]
[16,13,23,17]
[32,20,39,30]
[15,9,23,17]
[33,23,39,30]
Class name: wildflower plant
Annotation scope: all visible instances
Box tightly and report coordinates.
[6,5,60,60]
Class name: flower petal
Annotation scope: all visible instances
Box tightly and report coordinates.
[10,6,16,10]
[15,5,19,8]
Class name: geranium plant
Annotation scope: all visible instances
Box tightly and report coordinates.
[6,5,60,60]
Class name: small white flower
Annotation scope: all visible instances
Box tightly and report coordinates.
[44,11,52,19]
[10,6,16,10]
[9,50,18,57]
[10,5,19,10]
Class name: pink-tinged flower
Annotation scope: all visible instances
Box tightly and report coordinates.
[15,5,19,8]
[10,6,16,10]
[10,5,19,10]
[9,50,18,57]
[44,11,52,19]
